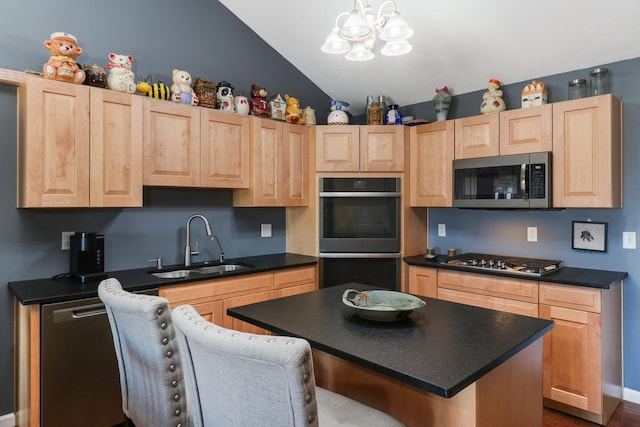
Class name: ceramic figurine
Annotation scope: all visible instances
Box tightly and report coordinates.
[193,78,216,108]
[216,81,235,112]
[433,86,452,121]
[327,100,350,125]
[170,69,199,106]
[480,79,506,114]
[82,64,107,88]
[43,32,86,84]
[284,94,302,124]
[235,95,250,115]
[136,74,171,100]
[250,84,270,117]
[302,106,316,126]
[521,80,547,108]
[269,94,286,120]
[106,53,136,93]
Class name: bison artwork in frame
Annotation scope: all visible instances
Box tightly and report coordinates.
[572,221,608,252]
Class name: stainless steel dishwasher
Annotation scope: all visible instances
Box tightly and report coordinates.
[40,288,158,427]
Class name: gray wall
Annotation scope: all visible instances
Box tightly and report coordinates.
[0,0,331,415]
[399,59,640,396]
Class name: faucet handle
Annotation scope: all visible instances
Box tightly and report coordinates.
[191,241,199,257]
[149,257,163,270]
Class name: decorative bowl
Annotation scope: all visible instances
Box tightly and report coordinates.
[342,289,426,322]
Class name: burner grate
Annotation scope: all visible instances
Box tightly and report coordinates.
[442,253,563,277]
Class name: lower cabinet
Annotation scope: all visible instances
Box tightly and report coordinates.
[407,266,622,425]
[160,265,317,333]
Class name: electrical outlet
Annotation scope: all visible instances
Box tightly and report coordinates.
[61,231,74,250]
[527,227,538,242]
[623,231,636,249]
[438,224,446,237]
[261,224,272,238]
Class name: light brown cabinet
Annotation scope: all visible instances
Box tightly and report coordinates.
[499,104,553,155]
[233,118,309,207]
[160,265,317,333]
[406,265,623,425]
[539,282,622,425]
[552,94,622,208]
[143,99,250,188]
[18,75,143,207]
[316,125,404,172]
[454,113,500,159]
[408,121,455,207]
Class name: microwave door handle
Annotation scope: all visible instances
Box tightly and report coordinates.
[521,164,527,196]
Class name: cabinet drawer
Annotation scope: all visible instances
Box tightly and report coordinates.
[539,283,602,313]
[160,272,273,305]
[438,270,538,303]
[438,288,539,317]
[271,282,316,299]
[408,266,438,298]
[273,265,316,289]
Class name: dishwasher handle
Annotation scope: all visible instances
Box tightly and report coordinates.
[53,303,107,323]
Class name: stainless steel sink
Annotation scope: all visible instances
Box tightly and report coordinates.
[150,263,251,279]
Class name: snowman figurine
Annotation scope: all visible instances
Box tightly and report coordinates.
[480,79,506,114]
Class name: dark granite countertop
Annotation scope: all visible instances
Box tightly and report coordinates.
[403,254,627,289]
[9,253,317,305]
[228,283,554,398]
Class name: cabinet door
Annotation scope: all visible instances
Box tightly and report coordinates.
[223,291,272,334]
[360,125,404,171]
[282,124,309,206]
[315,125,360,171]
[90,88,143,207]
[191,300,224,324]
[499,104,552,155]
[200,109,250,188]
[539,304,602,413]
[407,266,437,298]
[552,95,622,208]
[143,99,201,187]
[454,113,500,159]
[18,75,90,207]
[409,121,454,207]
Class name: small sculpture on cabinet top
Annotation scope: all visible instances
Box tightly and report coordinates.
[106,53,136,93]
[43,32,86,84]
[250,84,270,117]
[521,80,547,108]
[284,94,302,124]
[170,69,198,106]
[216,81,235,112]
[235,95,250,115]
[327,100,350,125]
[136,75,171,100]
[83,64,107,88]
[480,79,506,114]
[193,78,216,108]
[433,86,452,121]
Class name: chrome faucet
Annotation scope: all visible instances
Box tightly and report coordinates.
[184,214,225,266]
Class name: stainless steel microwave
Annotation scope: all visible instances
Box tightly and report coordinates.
[453,152,551,209]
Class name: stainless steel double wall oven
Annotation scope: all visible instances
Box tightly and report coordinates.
[319,177,401,290]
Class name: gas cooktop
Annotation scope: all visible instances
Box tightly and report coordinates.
[441,253,563,277]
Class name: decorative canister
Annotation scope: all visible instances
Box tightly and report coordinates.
[193,78,216,108]
[235,95,250,115]
[368,102,383,125]
[302,107,316,126]
[568,78,587,100]
[433,86,452,121]
[386,104,402,125]
[590,67,610,96]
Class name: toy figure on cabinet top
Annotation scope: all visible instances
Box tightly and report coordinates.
[42,32,86,84]
[136,74,171,100]
[171,69,199,106]
[284,94,302,124]
[82,64,107,88]
[216,81,235,112]
[106,53,136,93]
[480,79,506,114]
[250,84,270,117]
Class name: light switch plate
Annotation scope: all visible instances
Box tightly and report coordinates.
[261,224,272,238]
[61,231,74,250]
[438,224,446,237]
[527,227,538,242]
[623,231,636,249]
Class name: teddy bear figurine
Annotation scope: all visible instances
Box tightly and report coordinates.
[284,94,302,124]
[250,84,270,118]
[42,32,86,84]
[216,81,235,112]
[171,69,199,106]
[106,53,136,93]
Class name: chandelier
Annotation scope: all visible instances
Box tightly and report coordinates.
[321,0,414,61]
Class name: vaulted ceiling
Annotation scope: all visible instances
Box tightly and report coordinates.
[219,0,640,115]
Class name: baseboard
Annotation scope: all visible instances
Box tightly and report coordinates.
[0,413,15,427]
[625,387,640,404]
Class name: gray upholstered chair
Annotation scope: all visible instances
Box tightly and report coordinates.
[98,278,190,427]
[172,304,405,427]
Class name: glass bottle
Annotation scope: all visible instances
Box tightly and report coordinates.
[377,95,387,124]
[590,68,610,96]
[568,78,587,100]
[368,102,383,125]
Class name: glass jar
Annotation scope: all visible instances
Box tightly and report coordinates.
[590,67,610,96]
[568,78,587,100]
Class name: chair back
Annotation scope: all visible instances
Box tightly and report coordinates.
[172,304,320,427]
[98,278,189,427]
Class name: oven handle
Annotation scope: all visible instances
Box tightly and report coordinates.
[319,192,401,198]
[319,252,401,259]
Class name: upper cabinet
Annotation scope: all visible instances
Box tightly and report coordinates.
[552,94,622,208]
[454,113,500,159]
[316,125,404,172]
[409,121,455,207]
[233,118,309,207]
[143,100,250,188]
[18,75,142,208]
[499,104,553,155]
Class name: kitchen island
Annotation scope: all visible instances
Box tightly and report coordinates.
[229,283,554,427]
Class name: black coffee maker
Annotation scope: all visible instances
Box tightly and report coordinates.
[70,232,107,283]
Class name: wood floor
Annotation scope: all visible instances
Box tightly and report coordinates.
[543,401,640,427]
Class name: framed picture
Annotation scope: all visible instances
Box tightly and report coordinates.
[572,221,608,252]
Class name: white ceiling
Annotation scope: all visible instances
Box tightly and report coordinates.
[219,0,640,115]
